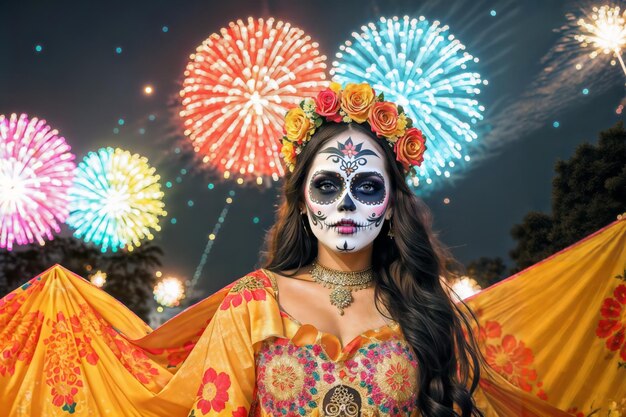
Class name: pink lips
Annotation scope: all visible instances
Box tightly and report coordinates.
[334,219,358,234]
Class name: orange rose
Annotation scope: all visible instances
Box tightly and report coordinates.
[368,101,398,137]
[394,128,427,170]
[284,107,310,143]
[340,83,376,123]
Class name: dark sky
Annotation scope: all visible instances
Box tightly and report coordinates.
[1,0,624,297]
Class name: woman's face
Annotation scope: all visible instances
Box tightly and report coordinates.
[303,126,393,253]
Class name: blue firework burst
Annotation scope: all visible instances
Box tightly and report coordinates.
[331,16,486,192]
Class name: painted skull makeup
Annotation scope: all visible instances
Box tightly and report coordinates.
[304,127,392,253]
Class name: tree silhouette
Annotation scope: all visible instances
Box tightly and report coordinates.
[465,256,507,289]
[509,121,626,272]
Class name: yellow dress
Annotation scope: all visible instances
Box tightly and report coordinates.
[1,217,625,417]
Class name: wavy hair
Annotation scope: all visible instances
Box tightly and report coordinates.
[260,122,489,416]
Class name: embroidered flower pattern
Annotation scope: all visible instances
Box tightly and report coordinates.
[254,336,418,416]
[596,270,626,367]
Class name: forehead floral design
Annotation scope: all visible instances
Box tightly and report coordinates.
[279,82,427,181]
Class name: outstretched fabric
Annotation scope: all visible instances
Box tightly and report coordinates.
[0,217,624,416]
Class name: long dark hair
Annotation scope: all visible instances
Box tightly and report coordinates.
[260,122,488,416]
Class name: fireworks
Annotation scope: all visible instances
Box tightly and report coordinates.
[575,4,626,75]
[0,113,76,250]
[180,17,327,184]
[153,276,185,307]
[331,16,485,191]
[66,147,167,252]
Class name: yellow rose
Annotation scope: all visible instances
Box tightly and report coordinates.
[330,82,342,93]
[393,113,408,139]
[284,107,311,143]
[340,83,376,123]
[280,140,296,171]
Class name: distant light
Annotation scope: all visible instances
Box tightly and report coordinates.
[174,147,181,154]
[228,190,236,197]
[35,44,43,52]
[90,271,107,288]
[139,128,146,135]
[171,218,177,224]
[582,88,589,95]
[165,181,172,188]
[148,114,156,121]
[253,216,260,224]
[208,183,214,189]
[187,200,194,207]
[490,10,496,16]
[553,121,560,128]
[144,85,154,95]
[115,46,123,54]
[180,168,187,175]
[162,25,169,33]
[226,197,233,204]
[443,197,451,204]
[209,233,216,240]
[113,128,119,134]
[157,306,164,313]
[118,118,125,126]
[156,271,163,278]
[176,176,182,183]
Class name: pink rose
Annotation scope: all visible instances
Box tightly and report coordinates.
[315,88,342,122]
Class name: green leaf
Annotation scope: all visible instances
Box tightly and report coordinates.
[397,105,404,114]
[406,118,413,129]
[377,92,385,101]
[314,117,323,128]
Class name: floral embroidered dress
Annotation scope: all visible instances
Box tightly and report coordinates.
[249,269,419,417]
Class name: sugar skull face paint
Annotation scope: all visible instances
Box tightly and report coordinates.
[304,127,392,253]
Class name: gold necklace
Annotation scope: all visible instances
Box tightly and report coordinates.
[311,259,375,315]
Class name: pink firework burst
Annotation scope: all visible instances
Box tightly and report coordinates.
[179,17,328,184]
[0,113,76,250]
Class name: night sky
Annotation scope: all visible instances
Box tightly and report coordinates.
[1,0,624,298]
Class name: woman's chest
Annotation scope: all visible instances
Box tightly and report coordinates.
[251,336,420,417]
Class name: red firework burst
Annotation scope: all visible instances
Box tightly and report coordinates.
[180,17,328,184]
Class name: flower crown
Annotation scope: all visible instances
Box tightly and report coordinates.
[279,82,427,179]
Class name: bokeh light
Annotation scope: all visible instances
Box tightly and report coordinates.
[0,113,76,250]
[450,276,482,302]
[153,276,186,307]
[331,16,485,193]
[66,147,167,252]
[179,17,328,184]
[89,271,107,288]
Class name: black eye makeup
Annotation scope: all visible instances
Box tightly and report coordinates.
[349,172,386,205]
[308,170,346,205]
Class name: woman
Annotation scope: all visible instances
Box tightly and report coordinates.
[0,83,510,416]
[257,81,487,415]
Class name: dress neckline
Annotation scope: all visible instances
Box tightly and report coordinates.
[260,268,400,353]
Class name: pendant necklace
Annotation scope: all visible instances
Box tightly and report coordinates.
[311,259,375,315]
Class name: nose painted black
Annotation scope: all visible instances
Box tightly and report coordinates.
[338,192,356,211]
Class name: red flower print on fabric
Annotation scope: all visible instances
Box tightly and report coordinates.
[476,319,548,400]
[596,274,626,366]
[220,275,267,310]
[196,367,231,414]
